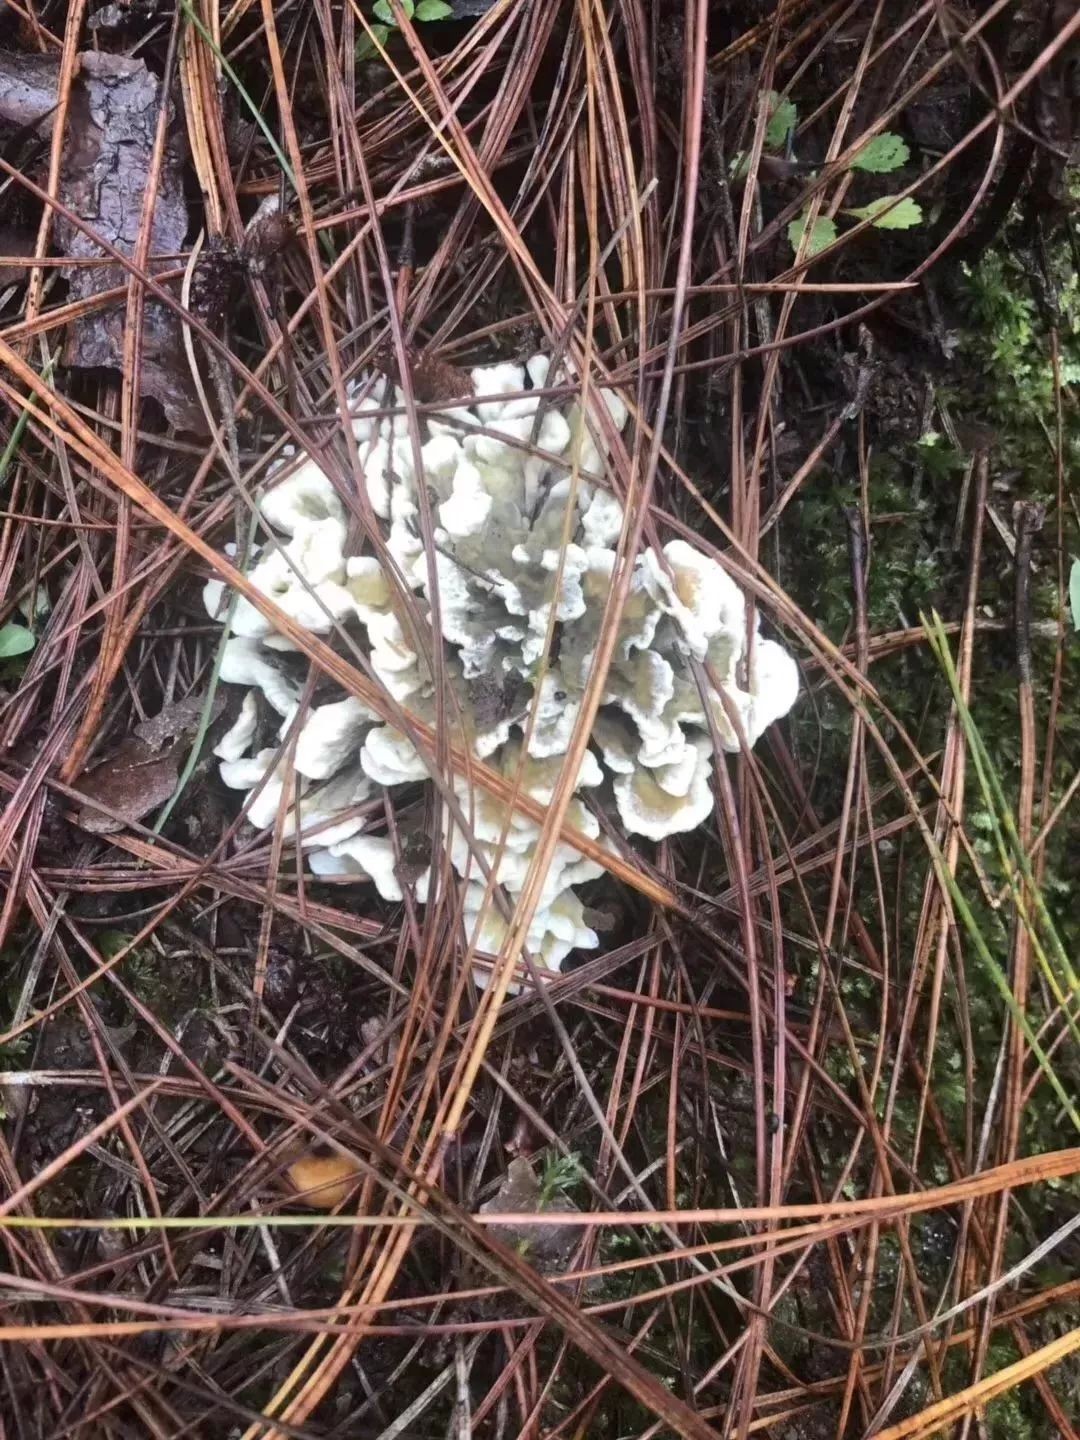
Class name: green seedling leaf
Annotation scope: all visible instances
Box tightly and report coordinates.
[357,21,390,56]
[788,212,837,257]
[1070,558,1080,630]
[372,0,396,22]
[357,21,390,55]
[846,195,923,230]
[415,0,453,17]
[98,930,135,961]
[0,623,35,659]
[852,132,909,173]
[764,91,797,150]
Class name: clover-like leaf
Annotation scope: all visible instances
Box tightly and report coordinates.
[852,132,909,173]
[788,212,838,257]
[415,0,453,17]
[357,20,391,55]
[764,91,797,150]
[0,622,35,659]
[372,0,399,23]
[846,195,923,230]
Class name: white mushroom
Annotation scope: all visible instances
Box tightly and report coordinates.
[218,747,306,831]
[612,735,715,841]
[218,747,276,792]
[439,459,494,539]
[580,487,624,547]
[214,690,259,762]
[470,361,527,420]
[310,833,402,901]
[745,637,801,746]
[294,696,376,780]
[219,637,299,716]
[259,456,344,535]
[205,351,800,982]
[641,541,746,660]
[360,726,429,786]
[345,556,392,623]
[293,765,371,847]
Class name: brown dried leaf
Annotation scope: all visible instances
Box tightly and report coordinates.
[76,691,221,831]
[409,347,474,404]
[479,1158,582,1270]
[87,0,161,33]
[0,50,58,129]
[286,1153,361,1209]
[0,225,35,287]
[58,52,197,429]
[75,736,179,834]
[133,689,223,750]
[0,48,198,428]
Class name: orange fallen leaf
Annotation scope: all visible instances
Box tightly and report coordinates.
[286,1154,361,1209]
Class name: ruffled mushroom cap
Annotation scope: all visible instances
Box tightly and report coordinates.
[294,697,377,780]
[206,353,800,983]
[309,833,402,901]
[258,457,345,535]
[360,725,429,787]
[641,540,746,661]
[293,766,371,848]
[219,747,306,831]
[746,637,801,745]
[612,734,715,841]
[218,638,299,717]
[214,690,259,762]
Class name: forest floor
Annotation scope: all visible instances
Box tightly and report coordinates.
[0,2,1079,1438]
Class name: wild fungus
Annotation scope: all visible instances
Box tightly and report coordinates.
[207,356,800,982]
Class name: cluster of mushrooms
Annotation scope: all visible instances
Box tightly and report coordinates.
[205,357,799,978]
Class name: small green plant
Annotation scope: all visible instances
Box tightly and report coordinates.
[730,90,797,179]
[764,91,796,150]
[851,132,910,173]
[0,623,34,660]
[788,189,922,257]
[731,91,922,253]
[845,194,922,229]
[0,1031,32,1067]
[787,212,838,256]
[358,0,453,59]
[537,1150,585,1209]
[774,111,920,254]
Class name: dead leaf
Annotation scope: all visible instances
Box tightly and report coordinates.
[0,48,198,429]
[409,347,474,404]
[87,0,160,32]
[75,691,222,831]
[0,50,58,130]
[242,193,291,276]
[0,225,35,287]
[58,52,197,429]
[287,1153,361,1209]
[75,735,180,834]
[479,1158,583,1271]
[359,1016,399,1067]
[134,689,223,750]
